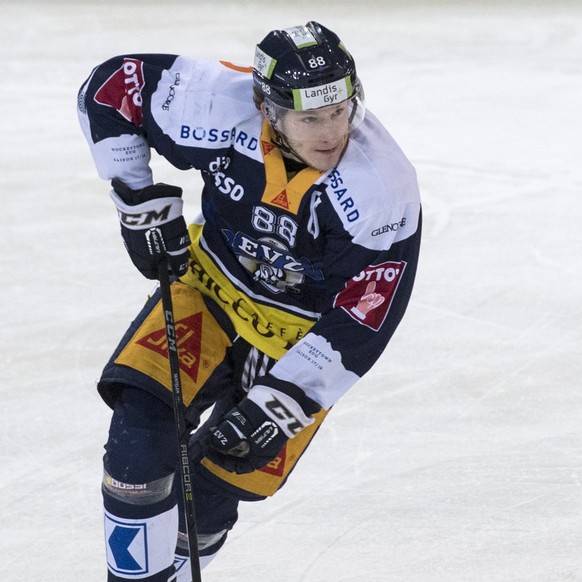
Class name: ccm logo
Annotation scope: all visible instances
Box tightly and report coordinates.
[265,397,305,435]
[119,205,171,227]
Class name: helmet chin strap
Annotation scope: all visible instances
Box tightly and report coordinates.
[270,123,312,168]
[262,100,311,168]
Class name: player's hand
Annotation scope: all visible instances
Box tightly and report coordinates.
[191,385,318,474]
[110,179,190,279]
[204,398,289,474]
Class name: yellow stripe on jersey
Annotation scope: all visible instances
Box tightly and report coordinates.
[180,224,317,361]
[259,121,322,215]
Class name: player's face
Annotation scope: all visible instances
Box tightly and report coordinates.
[278,103,350,171]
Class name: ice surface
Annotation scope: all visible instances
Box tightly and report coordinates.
[1,1,581,580]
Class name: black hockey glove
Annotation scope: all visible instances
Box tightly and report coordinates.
[110,178,191,279]
[191,385,319,474]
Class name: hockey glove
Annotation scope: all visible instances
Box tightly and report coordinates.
[195,385,318,474]
[110,178,191,279]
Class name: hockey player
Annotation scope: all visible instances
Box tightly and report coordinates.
[78,21,422,581]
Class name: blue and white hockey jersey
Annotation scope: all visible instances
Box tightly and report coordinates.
[78,54,421,412]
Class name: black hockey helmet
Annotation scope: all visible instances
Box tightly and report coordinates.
[253,21,364,117]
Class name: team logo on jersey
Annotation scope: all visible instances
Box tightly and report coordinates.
[94,58,145,126]
[223,229,323,294]
[334,261,407,330]
[136,312,203,382]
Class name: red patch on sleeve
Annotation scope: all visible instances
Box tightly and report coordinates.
[94,58,145,126]
[333,261,407,331]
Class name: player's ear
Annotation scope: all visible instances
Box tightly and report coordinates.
[260,101,270,119]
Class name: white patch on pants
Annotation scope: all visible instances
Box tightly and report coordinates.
[105,506,178,578]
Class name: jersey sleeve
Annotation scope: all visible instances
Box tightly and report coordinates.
[78,54,257,190]
[265,118,422,411]
[267,213,421,411]
[77,54,185,188]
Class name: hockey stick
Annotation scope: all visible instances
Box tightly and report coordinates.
[154,245,203,582]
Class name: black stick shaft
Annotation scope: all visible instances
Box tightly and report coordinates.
[158,258,202,582]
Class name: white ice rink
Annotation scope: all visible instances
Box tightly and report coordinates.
[2,1,581,580]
